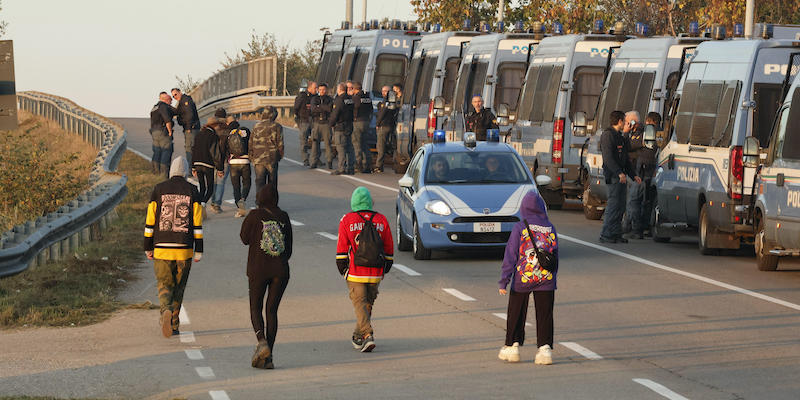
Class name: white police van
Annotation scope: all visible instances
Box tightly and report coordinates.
[750,52,800,270]
[652,27,800,254]
[581,31,709,219]
[316,24,359,87]
[509,21,630,209]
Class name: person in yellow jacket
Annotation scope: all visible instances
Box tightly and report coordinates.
[144,156,203,338]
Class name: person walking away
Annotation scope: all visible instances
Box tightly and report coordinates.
[171,88,201,165]
[250,106,284,193]
[310,83,334,169]
[294,81,316,167]
[351,82,373,173]
[150,92,176,177]
[240,184,292,369]
[330,83,355,175]
[207,109,232,213]
[498,190,558,364]
[465,94,499,141]
[599,110,641,243]
[627,112,661,239]
[622,111,642,234]
[144,156,203,338]
[226,119,252,217]
[191,124,223,216]
[336,187,394,352]
[374,85,397,173]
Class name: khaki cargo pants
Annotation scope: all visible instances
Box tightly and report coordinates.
[348,280,380,337]
[154,259,192,331]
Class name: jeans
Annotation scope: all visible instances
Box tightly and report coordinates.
[347,280,379,337]
[352,120,370,171]
[183,128,197,165]
[194,165,215,204]
[298,121,311,164]
[153,258,192,331]
[230,163,252,204]
[630,178,656,234]
[311,122,332,166]
[375,126,391,170]
[151,129,174,173]
[212,162,230,206]
[601,178,627,240]
[254,163,278,194]
[505,290,554,348]
[335,130,355,173]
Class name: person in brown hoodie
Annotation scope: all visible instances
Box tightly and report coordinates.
[239,184,292,369]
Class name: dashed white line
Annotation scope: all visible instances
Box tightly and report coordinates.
[633,379,689,400]
[184,349,204,360]
[492,312,532,326]
[195,366,215,379]
[179,331,196,343]
[283,157,396,188]
[442,288,476,302]
[392,263,421,276]
[316,232,338,241]
[179,306,190,325]
[560,341,603,360]
[209,390,231,400]
[290,219,305,226]
[560,234,800,312]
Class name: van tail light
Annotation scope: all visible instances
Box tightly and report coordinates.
[427,100,437,137]
[552,118,565,165]
[729,145,743,199]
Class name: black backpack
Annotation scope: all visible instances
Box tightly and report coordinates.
[353,212,385,268]
[227,130,246,157]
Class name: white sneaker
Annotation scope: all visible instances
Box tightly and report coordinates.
[498,342,520,362]
[535,344,552,365]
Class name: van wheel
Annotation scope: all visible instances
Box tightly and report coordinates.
[651,205,671,243]
[397,212,412,252]
[413,218,431,260]
[583,204,603,220]
[698,204,717,255]
[755,217,778,271]
[393,155,408,174]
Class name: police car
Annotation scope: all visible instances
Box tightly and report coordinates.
[395,129,537,259]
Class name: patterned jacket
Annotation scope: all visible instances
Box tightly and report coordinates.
[144,177,203,260]
[250,119,284,166]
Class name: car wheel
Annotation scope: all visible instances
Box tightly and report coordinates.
[755,216,778,271]
[397,211,412,252]
[412,218,431,260]
[651,205,671,243]
[698,203,716,255]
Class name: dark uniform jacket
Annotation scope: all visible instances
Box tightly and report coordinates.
[329,94,354,132]
[293,91,312,123]
[629,128,657,179]
[250,116,284,166]
[310,94,333,123]
[175,95,200,130]
[150,101,174,133]
[191,127,223,170]
[376,101,397,129]
[144,176,203,260]
[352,91,372,122]
[600,127,636,183]
[465,107,498,141]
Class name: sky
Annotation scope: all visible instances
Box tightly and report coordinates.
[4,0,416,117]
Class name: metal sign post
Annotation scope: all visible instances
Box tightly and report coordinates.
[0,40,17,131]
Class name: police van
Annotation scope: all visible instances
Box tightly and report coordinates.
[581,32,708,219]
[749,53,800,270]
[394,28,481,173]
[509,21,630,209]
[316,24,358,87]
[652,28,800,254]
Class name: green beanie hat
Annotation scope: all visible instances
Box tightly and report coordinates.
[350,186,373,212]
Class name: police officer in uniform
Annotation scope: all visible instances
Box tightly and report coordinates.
[310,83,334,169]
[351,82,373,173]
[465,94,498,141]
[374,85,397,173]
[171,88,201,165]
[599,110,641,243]
[626,112,661,239]
[329,83,355,175]
[150,91,176,177]
[294,81,316,167]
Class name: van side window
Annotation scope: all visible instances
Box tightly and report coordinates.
[452,64,471,113]
[778,89,800,160]
[416,55,438,107]
[352,50,370,86]
[675,79,741,146]
[494,62,526,112]
[663,71,681,116]
[517,66,540,122]
[542,66,564,122]
[753,83,784,147]
[712,81,741,147]
[442,57,461,105]
[337,52,355,82]
[471,62,489,100]
[570,66,605,121]
[634,72,656,118]
[598,71,623,128]
[317,50,341,86]
[675,80,699,144]
[403,56,422,105]
[525,65,564,123]
[373,54,407,95]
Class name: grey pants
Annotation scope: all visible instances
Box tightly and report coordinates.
[601,178,627,240]
[335,129,355,173]
[311,122,332,166]
[375,126,391,170]
[353,120,370,171]
[183,129,197,165]
[298,121,311,164]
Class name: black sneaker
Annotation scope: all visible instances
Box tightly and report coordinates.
[598,236,617,243]
[615,236,629,243]
[346,170,355,175]
[302,160,310,167]
[361,334,375,352]
[332,170,344,175]
[172,329,180,336]
[309,164,318,169]
[327,163,333,170]
[351,334,364,350]
[625,232,643,240]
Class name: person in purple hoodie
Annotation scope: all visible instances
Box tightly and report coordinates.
[498,190,558,364]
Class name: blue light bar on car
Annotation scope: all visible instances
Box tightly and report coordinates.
[433,129,446,143]
[486,129,500,142]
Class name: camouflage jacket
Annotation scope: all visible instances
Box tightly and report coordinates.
[250,120,284,166]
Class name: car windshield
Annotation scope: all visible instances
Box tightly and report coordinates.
[425,151,530,184]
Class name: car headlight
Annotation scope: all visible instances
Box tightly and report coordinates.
[425,200,452,216]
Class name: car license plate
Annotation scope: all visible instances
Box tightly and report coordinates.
[474,222,501,233]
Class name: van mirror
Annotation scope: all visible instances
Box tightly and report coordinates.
[743,136,761,168]
[433,96,446,117]
[643,124,657,149]
[572,111,587,136]
[535,175,552,186]
[496,103,510,126]
[398,176,413,188]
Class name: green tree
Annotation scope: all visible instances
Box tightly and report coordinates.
[411,0,510,31]
[174,74,201,93]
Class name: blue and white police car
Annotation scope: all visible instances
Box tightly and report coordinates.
[395,130,537,259]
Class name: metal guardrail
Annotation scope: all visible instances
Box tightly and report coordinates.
[189,56,278,108]
[196,93,296,123]
[0,91,128,277]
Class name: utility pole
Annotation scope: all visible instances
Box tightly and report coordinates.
[498,0,504,24]
[346,0,353,26]
[283,58,288,96]
[744,0,754,38]
[362,0,367,28]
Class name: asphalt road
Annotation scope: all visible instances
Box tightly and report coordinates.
[1,118,799,400]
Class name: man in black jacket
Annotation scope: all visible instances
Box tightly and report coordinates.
[310,83,334,169]
[374,85,397,173]
[626,112,661,239]
[150,92,176,178]
[465,95,498,141]
[191,124,223,213]
[294,81,316,167]
[600,110,641,243]
[351,82,373,173]
[330,83,355,175]
[171,88,201,165]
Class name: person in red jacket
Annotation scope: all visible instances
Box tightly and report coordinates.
[336,186,394,352]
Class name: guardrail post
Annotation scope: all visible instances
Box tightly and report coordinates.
[50,241,61,261]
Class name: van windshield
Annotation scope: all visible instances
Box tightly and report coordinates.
[674,79,741,147]
[351,50,370,84]
[425,152,530,184]
[403,56,422,105]
[518,64,563,123]
[372,54,407,96]
[316,50,341,86]
[416,55,438,107]
[570,66,605,121]
[596,70,656,129]
[442,57,461,104]
[494,62,526,112]
[452,60,489,114]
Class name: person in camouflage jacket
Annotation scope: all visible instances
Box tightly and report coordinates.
[251,106,284,192]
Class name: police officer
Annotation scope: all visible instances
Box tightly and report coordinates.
[599,110,641,244]
[622,110,642,234]
[150,91,176,178]
[626,112,661,239]
[351,82,373,173]
[329,83,355,175]
[465,94,498,141]
[374,85,397,173]
[294,81,316,167]
[310,83,334,169]
[171,88,201,165]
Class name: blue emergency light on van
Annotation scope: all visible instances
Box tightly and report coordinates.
[432,130,446,143]
[433,23,441,33]
[553,22,564,35]
[689,21,699,36]
[734,23,744,37]
[486,129,500,142]
[463,19,471,30]
[497,21,505,33]
[515,21,524,32]
[594,20,604,33]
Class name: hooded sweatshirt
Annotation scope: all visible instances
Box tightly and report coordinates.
[240,184,292,280]
[499,190,558,292]
[336,187,394,283]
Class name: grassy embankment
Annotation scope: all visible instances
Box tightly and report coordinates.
[0,112,160,327]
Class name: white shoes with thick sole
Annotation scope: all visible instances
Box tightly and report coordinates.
[535,344,553,365]
[498,342,520,362]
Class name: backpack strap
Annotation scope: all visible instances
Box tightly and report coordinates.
[356,211,377,223]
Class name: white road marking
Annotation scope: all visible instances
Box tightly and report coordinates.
[128,148,150,161]
[195,366,215,379]
[633,379,689,400]
[341,174,398,193]
[290,219,305,226]
[560,341,603,360]
[224,199,235,205]
[179,331,196,343]
[209,390,231,400]
[392,263,421,276]
[443,288,476,302]
[560,234,800,312]
[284,157,303,166]
[179,306,190,325]
[316,232,338,241]
[184,349,204,360]
[492,312,532,326]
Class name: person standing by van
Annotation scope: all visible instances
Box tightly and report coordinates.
[600,110,640,243]
[330,83,355,175]
[171,88,201,165]
[622,111,642,234]
[465,94,499,141]
[294,81,316,167]
[626,112,661,239]
[310,83,334,169]
[351,82,373,173]
[374,86,397,173]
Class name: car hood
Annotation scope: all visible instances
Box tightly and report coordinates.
[420,184,536,216]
